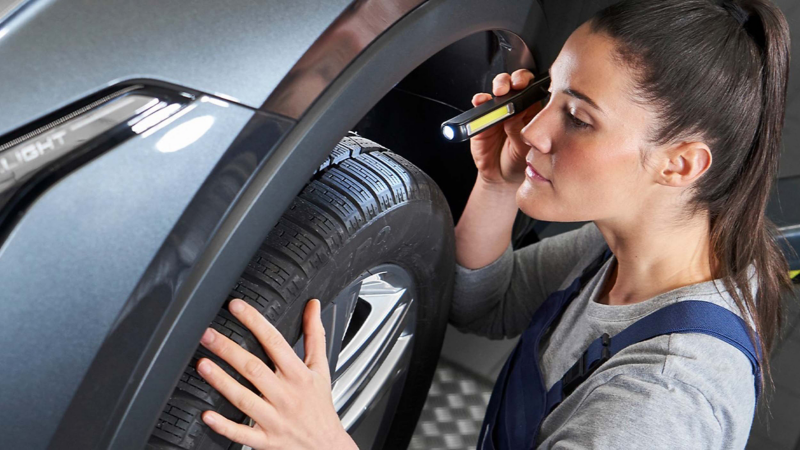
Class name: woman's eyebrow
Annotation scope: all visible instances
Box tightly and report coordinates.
[548,67,606,116]
[564,89,605,115]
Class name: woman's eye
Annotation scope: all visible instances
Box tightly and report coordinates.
[565,110,590,129]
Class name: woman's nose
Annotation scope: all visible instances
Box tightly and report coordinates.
[520,108,554,154]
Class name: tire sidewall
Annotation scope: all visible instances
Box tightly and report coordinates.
[276,192,453,350]
[275,176,455,449]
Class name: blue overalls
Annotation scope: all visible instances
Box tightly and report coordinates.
[476,246,762,450]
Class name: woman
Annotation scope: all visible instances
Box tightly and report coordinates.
[191,0,794,448]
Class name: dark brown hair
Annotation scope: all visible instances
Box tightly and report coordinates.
[589,0,793,393]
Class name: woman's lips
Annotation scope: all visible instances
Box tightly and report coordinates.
[525,161,550,183]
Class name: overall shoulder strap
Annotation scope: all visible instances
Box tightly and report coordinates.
[476,244,614,449]
[546,300,762,414]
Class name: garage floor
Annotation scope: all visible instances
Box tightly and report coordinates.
[409,361,493,450]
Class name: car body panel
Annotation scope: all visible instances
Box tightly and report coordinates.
[260,0,424,119]
[0,0,26,22]
[0,97,260,449]
[0,0,356,137]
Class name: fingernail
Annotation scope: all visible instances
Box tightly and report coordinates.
[229,299,245,313]
[203,412,216,426]
[200,328,215,345]
[197,359,212,375]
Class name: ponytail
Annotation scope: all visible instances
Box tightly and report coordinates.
[709,0,793,389]
[590,0,793,395]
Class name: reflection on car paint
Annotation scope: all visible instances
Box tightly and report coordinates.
[261,0,425,119]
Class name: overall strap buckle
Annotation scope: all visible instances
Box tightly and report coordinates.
[561,333,611,396]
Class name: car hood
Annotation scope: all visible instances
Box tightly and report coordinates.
[0,0,26,23]
[0,0,354,137]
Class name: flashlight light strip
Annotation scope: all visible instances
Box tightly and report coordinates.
[465,103,515,136]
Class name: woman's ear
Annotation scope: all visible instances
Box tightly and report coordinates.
[656,141,712,187]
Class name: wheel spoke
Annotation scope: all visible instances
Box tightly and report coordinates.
[326,281,362,374]
[330,266,416,430]
[338,334,413,430]
[291,265,417,432]
[335,272,408,373]
[332,300,412,411]
[292,280,362,375]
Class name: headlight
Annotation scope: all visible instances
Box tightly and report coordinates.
[0,85,195,231]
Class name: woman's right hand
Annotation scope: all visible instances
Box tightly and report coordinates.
[470,69,544,187]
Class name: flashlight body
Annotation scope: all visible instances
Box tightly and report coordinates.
[441,74,550,143]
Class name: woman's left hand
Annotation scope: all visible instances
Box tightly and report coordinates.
[195,298,358,450]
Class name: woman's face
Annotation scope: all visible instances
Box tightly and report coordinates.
[517,22,660,224]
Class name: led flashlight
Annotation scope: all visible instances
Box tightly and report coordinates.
[441,74,550,143]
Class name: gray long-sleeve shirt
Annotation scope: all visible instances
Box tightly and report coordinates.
[451,222,757,449]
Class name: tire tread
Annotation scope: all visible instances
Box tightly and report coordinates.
[147,133,435,450]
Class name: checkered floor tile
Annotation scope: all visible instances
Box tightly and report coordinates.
[408,360,493,450]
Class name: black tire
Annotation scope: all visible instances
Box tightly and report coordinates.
[147,133,455,450]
